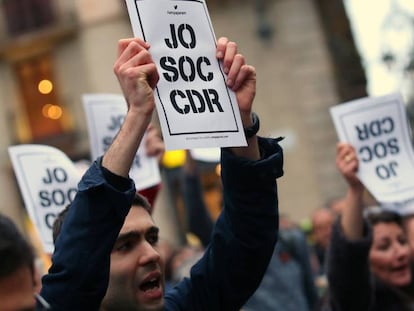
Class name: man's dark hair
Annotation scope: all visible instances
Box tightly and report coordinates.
[0,214,35,279]
[52,204,70,244]
[131,192,152,214]
[366,210,403,227]
[52,193,152,244]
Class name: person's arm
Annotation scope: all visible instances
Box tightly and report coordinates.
[39,38,158,310]
[336,143,365,240]
[215,37,260,161]
[164,38,284,311]
[103,38,158,176]
[327,142,373,310]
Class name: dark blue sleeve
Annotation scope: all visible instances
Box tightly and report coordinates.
[164,137,284,311]
[327,217,373,311]
[183,170,214,247]
[39,159,136,311]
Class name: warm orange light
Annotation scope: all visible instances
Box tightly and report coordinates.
[48,105,63,120]
[215,164,221,176]
[38,79,53,94]
[42,104,63,120]
[42,104,52,117]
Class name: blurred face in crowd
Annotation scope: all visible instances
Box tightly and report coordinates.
[369,222,411,287]
[0,265,35,311]
[312,209,334,249]
[101,205,165,311]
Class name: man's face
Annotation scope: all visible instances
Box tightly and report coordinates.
[0,265,35,311]
[102,206,165,311]
[312,210,334,249]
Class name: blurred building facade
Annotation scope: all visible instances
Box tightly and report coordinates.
[0,0,366,241]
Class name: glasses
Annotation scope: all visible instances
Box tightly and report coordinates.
[35,293,51,310]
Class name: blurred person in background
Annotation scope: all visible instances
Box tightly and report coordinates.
[310,207,335,277]
[327,142,414,310]
[243,214,318,311]
[0,213,49,310]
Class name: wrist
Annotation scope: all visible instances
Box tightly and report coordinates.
[243,112,260,139]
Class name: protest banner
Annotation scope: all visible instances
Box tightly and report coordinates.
[330,93,414,207]
[82,93,161,191]
[8,145,81,253]
[125,0,246,150]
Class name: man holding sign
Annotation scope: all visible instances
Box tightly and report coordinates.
[39,36,284,311]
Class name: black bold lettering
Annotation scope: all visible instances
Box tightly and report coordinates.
[197,57,213,81]
[204,89,224,112]
[382,117,394,134]
[388,137,400,155]
[359,146,373,162]
[171,90,189,114]
[187,89,205,113]
[376,164,391,179]
[160,56,179,82]
[369,120,382,137]
[355,124,369,141]
[165,24,179,49]
[39,190,51,207]
[178,24,196,49]
[42,168,53,184]
[52,189,66,206]
[44,213,56,229]
[373,142,387,159]
[179,56,196,82]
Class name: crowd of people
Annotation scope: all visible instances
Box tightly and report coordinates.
[1,32,414,311]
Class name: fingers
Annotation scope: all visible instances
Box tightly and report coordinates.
[231,64,256,91]
[216,37,255,91]
[216,37,229,61]
[145,124,165,161]
[336,143,359,175]
[114,41,159,90]
[216,37,238,73]
[117,38,149,58]
[114,41,153,75]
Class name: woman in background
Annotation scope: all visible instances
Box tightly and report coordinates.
[327,142,414,310]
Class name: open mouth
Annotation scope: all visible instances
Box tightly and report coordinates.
[140,277,160,292]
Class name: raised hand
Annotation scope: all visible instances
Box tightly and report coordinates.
[113,38,159,116]
[216,37,256,121]
[336,143,364,190]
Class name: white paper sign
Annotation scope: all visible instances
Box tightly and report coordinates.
[190,148,220,163]
[82,93,161,191]
[8,145,81,253]
[125,0,246,150]
[330,93,414,204]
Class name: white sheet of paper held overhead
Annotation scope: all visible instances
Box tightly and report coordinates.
[8,144,81,253]
[82,93,161,191]
[125,0,247,150]
[330,93,414,205]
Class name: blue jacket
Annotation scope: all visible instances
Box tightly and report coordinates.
[243,228,318,311]
[39,137,283,310]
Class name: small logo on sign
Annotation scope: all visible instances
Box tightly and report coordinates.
[174,5,178,9]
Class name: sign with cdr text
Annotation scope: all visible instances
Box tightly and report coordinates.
[8,144,81,253]
[330,93,414,205]
[125,0,246,150]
